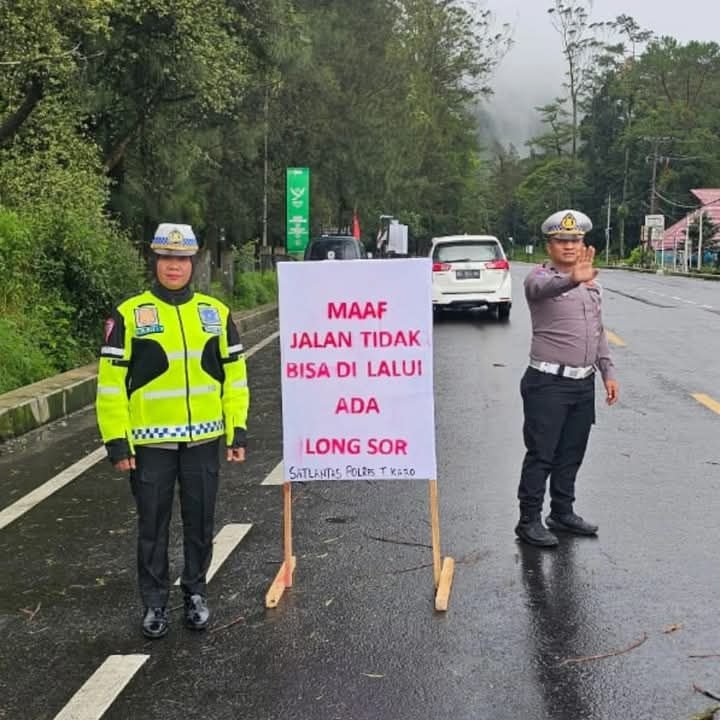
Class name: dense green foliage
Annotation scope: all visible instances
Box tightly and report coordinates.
[3,0,719,392]
[0,0,508,391]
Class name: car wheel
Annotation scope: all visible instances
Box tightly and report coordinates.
[433,306,444,322]
[497,302,511,322]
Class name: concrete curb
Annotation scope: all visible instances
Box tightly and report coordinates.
[0,303,278,443]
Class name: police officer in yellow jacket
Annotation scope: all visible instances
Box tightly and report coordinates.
[96,223,249,638]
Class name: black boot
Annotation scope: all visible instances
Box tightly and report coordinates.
[184,594,210,631]
[515,514,559,548]
[142,607,169,639]
[546,512,598,536]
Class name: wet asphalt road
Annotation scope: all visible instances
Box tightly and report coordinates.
[3,266,720,720]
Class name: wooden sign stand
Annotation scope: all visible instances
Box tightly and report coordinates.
[265,482,296,608]
[264,477,454,612]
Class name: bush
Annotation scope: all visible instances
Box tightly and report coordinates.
[0,318,55,394]
[233,271,277,309]
[0,204,145,390]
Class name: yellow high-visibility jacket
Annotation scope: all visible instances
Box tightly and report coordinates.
[96,288,249,453]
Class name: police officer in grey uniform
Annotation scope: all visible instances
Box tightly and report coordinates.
[515,210,619,548]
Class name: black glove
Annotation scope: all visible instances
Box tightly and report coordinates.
[106,438,131,465]
[229,428,247,449]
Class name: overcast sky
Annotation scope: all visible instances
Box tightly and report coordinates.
[482,0,719,148]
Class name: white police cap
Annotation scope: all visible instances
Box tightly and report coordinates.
[151,223,199,256]
[541,210,592,237]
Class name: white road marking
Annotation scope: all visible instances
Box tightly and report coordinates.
[0,448,107,531]
[246,330,279,358]
[702,304,714,309]
[261,461,285,486]
[53,654,148,720]
[1,330,279,532]
[174,523,252,586]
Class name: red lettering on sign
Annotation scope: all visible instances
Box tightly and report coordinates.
[367,438,409,455]
[286,362,331,379]
[360,330,421,347]
[334,397,380,415]
[327,301,388,320]
[304,437,362,455]
[367,360,422,377]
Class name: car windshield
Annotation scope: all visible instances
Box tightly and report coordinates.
[306,239,360,260]
[433,242,501,263]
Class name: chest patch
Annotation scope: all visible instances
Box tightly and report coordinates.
[198,304,222,334]
[134,305,164,336]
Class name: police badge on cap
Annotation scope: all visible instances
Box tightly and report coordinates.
[541,210,593,237]
[150,223,199,256]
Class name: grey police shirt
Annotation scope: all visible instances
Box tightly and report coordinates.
[524,264,616,382]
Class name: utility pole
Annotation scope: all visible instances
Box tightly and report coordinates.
[262,84,269,249]
[649,139,659,215]
[605,192,612,264]
[697,210,704,270]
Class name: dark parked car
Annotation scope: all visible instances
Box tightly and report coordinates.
[304,234,367,261]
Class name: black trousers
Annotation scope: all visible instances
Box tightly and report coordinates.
[130,439,220,607]
[518,367,595,518]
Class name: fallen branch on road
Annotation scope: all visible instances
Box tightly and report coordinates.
[693,684,720,702]
[210,615,246,635]
[19,602,41,623]
[557,633,648,667]
[364,533,431,549]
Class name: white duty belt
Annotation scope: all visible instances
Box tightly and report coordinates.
[529,360,595,380]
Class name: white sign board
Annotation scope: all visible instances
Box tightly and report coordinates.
[645,214,665,230]
[650,227,664,243]
[388,222,409,255]
[278,259,436,482]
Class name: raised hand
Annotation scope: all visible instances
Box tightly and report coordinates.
[570,244,598,284]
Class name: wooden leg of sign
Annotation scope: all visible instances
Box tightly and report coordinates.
[265,482,297,609]
[428,479,454,612]
[428,480,442,588]
[283,481,294,587]
[435,557,455,612]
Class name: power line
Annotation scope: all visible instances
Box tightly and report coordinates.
[653,188,699,210]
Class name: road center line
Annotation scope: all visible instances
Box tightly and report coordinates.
[1,330,279,532]
[0,447,107,531]
[606,330,626,347]
[53,654,149,720]
[174,523,252,586]
[692,393,720,415]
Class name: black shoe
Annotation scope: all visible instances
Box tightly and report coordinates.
[546,512,598,536]
[184,594,210,631]
[142,607,168,639]
[515,518,559,547]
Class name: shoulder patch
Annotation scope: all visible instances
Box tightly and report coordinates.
[104,318,115,342]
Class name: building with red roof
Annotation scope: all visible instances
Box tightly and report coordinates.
[653,189,720,253]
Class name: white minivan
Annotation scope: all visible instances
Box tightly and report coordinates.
[430,235,512,321]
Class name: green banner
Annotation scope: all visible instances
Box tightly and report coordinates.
[286,167,310,253]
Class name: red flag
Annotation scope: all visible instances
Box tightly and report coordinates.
[352,210,361,240]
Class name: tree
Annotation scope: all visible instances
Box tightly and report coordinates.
[527,101,573,157]
[547,0,602,160]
